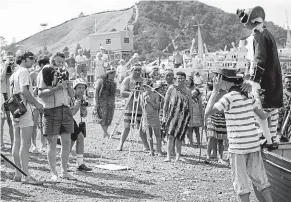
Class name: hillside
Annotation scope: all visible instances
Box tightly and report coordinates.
[14,1,287,62]
[15,7,134,53]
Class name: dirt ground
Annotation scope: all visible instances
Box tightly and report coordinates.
[0,99,258,202]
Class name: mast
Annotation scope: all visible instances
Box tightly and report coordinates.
[196,17,204,58]
[286,10,291,48]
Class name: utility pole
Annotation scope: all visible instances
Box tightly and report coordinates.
[40,23,48,49]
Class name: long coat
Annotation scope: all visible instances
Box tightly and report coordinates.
[250,26,283,109]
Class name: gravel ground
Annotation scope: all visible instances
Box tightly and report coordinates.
[0,98,258,202]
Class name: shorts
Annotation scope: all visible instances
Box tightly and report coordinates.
[71,119,86,141]
[42,105,74,138]
[13,102,35,129]
[174,63,182,68]
[76,64,87,76]
[229,151,270,196]
[124,109,142,128]
[2,93,9,111]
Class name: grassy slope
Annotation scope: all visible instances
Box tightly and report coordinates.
[16,8,134,53]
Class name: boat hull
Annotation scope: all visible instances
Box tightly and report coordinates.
[259,143,291,202]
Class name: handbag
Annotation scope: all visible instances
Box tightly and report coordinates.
[4,76,27,118]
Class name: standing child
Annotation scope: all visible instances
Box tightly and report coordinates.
[205,68,273,202]
[205,89,228,164]
[186,75,204,146]
[141,79,162,156]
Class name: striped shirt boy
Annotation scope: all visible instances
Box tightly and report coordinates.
[214,91,261,154]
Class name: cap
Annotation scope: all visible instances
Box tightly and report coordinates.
[73,78,87,89]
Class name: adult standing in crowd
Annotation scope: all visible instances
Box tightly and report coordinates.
[183,50,192,68]
[117,64,149,151]
[29,56,50,153]
[116,59,128,84]
[75,49,88,77]
[37,52,75,181]
[93,67,117,138]
[66,53,76,80]
[193,72,203,88]
[173,51,183,68]
[11,51,43,184]
[237,6,283,149]
[278,74,291,138]
[0,52,15,149]
[163,72,193,162]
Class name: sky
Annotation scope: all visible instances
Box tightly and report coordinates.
[0,0,290,44]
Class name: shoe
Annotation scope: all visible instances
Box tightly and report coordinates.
[264,143,279,151]
[77,164,93,172]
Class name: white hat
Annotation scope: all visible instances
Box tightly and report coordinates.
[73,78,87,89]
[133,53,139,58]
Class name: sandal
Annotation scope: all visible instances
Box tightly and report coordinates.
[60,173,77,181]
[22,176,43,185]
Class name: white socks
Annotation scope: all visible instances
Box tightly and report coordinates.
[77,154,83,166]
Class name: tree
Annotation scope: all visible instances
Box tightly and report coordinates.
[75,43,82,55]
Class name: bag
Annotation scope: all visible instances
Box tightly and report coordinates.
[5,94,27,118]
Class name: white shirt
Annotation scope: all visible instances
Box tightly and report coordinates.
[117,65,128,77]
[10,66,33,101]
[76,55,87,65]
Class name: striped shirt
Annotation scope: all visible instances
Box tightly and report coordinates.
[214,91,261,154]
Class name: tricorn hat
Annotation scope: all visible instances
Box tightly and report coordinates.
[236,6,265,25]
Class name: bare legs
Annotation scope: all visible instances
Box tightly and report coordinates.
[47,133,71,180]
[165,135,182,162]
[117,126,149,151]
[12,127,21,178]
[101,125,109,138]
[206,137,217,161]
[147,127,162,156]
[1,112,14,148]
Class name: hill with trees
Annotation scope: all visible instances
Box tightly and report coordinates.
[3,1,287,63]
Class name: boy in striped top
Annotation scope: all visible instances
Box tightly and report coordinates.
[205,68,273,202]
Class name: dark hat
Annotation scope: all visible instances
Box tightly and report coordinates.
[212,67,243,79]
[236,6,265,25]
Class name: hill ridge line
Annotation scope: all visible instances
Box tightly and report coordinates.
[17,4,137,45]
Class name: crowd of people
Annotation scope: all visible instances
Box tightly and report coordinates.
[0,5,291,202]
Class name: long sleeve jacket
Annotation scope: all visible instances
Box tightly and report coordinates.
[250,26,283,109]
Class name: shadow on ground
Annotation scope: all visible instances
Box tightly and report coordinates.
[1,187,32,201]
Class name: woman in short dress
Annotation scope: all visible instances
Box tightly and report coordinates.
[93,67,117,137]
[163,71,193,162]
